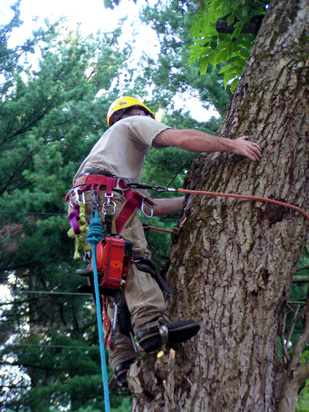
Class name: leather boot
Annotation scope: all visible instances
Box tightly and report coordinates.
[136,320,200,353]
[114,358,135,387]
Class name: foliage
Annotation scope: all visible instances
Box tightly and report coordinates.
[0,3,132,410]
[189,0,267,91]
[103,0,267,92]
[139,0,232,117]
[103,0,129,9]
[296,376,309,412]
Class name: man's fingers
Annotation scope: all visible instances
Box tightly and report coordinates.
[244,139,261,161]
[250,144,262,159]
[234,136,262,161]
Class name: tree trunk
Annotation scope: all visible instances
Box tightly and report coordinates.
[130,0,309,411]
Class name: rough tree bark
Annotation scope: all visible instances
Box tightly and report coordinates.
[129,0,308,411]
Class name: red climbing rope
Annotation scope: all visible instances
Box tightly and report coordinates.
[143,224,174,234]
[130,182,309,232]
[177,188,309,223]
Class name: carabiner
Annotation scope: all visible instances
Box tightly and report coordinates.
[91,190,100,212]
[80,191,85,204]
[141,198,154,219]
[102,193,116,215]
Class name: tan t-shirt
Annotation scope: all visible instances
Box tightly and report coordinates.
[74,116,171,183]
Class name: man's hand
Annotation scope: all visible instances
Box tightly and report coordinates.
[231,136,261,161]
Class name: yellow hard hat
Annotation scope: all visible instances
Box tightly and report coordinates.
[107,96,155,127]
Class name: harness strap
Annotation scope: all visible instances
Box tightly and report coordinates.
[66,174,155,236]
[115,190,144,234]
[73,174,127,190]
[134,254,174,294]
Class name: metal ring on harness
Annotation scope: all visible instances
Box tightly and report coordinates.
[114,177,131,192]
[102,201,117,215]
[102,193,117,215]
[141,198,154,219]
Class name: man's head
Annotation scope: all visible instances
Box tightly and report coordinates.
[107,96,155,127]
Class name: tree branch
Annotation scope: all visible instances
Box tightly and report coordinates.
[296,361,309,388]
[289,288,309,378]
[278,286,309,411]
[281,312,290,367]
[216,15,265,35]
[286,304,301,344]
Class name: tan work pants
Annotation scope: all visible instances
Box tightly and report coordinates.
[83,189,168,370]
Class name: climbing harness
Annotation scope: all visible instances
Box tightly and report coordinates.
[66,174,155,238]
[66,174,174,346]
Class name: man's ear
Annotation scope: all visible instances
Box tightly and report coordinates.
[139,110,146,116]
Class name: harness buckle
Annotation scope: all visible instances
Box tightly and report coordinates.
[103,193,116,215]
[141,198,154,219]
[115,177,131,192]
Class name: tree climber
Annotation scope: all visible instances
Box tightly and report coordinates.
[69,96,261,387]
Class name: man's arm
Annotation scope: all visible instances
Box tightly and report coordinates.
[153,197,185,216]
[153,129,261,161]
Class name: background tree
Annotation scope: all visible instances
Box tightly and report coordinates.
[129,0,309,411]
[0,4,133,410]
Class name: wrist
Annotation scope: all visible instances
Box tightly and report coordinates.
[218,136,234,152]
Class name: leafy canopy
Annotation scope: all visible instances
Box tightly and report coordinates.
[104,0,267,92]
[0,3,132,410]
[189,0,268,91]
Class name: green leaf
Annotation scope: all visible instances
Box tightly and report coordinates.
[208,52,217,66]
[207,27,219,36]
[219,64,233,74]
[232,21,244,38]
[226,14,235,26]
[223,66,237,88]
[234,63,245,76]
[239,47,251,59]
[202,13,211,30]
[230,77,239,92]
[190,18,201,37]
[200,57,209,75]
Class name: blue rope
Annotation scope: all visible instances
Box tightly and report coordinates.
[86,210,110,412]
